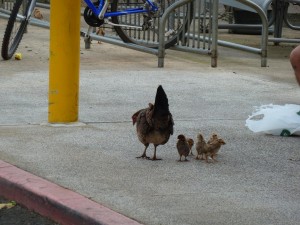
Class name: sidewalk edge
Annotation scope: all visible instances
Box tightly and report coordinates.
[0,160,142,225]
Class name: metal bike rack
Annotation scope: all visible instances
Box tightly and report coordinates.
[81,0,219,67]
[219,0,268,67]
[0,0,219,67]
[158,0,219,67]
[80,29,159,55]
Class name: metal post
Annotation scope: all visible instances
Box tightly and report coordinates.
[48,0,81,123]
[211,0,219,67]
[84,26,92,49]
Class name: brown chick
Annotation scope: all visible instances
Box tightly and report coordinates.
[177,135,190,162]
[33,8,43,20]
[207,133,220,157]
[207,133,218,144]
[195,133,206,160]
[186,138,194,155]
[81,0,86,7]
[205,138,226,162]
[132,85,174,160]
[96,27,105,44]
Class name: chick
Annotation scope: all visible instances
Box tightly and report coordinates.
[207,133,218,144]
[176,134,190,162]
[186,138,194,155]
[205,137,226,162]
[33,8,43,20]
[195,133,206,160]
[207,133,220,157]
[96,27,105,44]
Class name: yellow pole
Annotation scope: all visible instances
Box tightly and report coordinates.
[48,0,81,123]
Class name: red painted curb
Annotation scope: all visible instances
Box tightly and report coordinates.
[0,160,142,225]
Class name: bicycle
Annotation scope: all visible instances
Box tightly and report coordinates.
[1,0,193,60]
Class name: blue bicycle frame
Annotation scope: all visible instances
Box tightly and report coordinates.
[84,0,159,19]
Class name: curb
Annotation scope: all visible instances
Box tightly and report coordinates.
[0,160,142,225]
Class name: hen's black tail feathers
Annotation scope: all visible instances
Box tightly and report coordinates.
[154,85,169,113]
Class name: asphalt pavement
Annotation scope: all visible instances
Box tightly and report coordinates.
[0,17,300,225]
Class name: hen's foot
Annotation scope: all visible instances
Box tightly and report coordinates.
[151,157,162,161]
[136,154,150,159]
[211,155,218,162]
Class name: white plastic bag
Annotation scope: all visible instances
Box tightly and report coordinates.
[245,104,300,136]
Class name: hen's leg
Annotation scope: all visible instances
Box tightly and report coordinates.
[177,155,182,162]
[211,154,218,162]
[136,144,150,159]
[151,145,162,160]
[205,154,210,163]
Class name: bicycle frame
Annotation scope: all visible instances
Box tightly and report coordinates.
[26,0,36,19]
[83,0,159,19]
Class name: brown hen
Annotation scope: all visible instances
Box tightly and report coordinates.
[132,85,174,160]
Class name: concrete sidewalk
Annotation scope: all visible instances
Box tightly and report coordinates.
[1,20,300,225]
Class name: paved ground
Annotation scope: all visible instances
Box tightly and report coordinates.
[0,11,300,225]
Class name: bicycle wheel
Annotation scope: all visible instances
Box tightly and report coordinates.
[111,0,193,49]
[1,0,32,60]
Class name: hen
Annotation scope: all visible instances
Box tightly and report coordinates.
[176,134,190,161]
[132,85,174,160]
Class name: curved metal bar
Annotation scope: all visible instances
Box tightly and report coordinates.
[158,0,194,68]
[235,0,268,67]
[284,2,300,31]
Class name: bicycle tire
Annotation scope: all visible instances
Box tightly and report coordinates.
[1,0,32,60]
[111,0,193,49]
